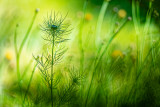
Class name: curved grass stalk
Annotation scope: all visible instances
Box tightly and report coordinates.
[132,0,141,68]
[22,63,38,106]
[96,18,130,70]
[85,18,130,107]
[95,0,110,47]
[132,0,153,69]
[142,1,153,57]
[77,0,89,104]
[89,13,118,72]
[129,0,154,101]
[137,39,160,80]
[78,0,88,75]
[51,38,55,107]
[128,39,160,99]
[143,1,154,66]
[132,0,140,34]
[93,13,118,67]
[14,24,18,55]
[14,9,39,103]
[20,59,33,81]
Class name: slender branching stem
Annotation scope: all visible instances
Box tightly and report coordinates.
[132,0,140,68]
[142,1,153,61]
[14,25,18,54]
[85,18,129,107]
[78,0,88,76]
[15,11,38,81]
[132,0,153,72]
[95,0,109,47]
[84,1,110,106]
[36,11,70,107]
[128,39,160,99]
[16,54,22,97]
[19,12,38,55]
[78,0,89,104]
[51,37,55,107]
[96,18,129,70]
[14,24,21,87]
[23,63,38,106]
[14,9,38,105]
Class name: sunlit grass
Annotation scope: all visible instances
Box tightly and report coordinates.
[0,0,160,107]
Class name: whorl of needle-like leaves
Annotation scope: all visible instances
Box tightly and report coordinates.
[34,11,71,93]
[33,48,67,87]
[41,12,71,44]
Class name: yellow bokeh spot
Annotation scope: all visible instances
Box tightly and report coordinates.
[118,9,127,18]
[112,50,124,58]
[5,51,13,61]
[85,13,93,21]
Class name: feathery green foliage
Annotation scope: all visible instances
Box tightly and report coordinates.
[34,12,71,107]
[0,0,160,107]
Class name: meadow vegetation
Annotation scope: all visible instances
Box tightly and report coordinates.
[0,0,160,107]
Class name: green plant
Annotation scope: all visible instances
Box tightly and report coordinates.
[1,0,160,106]
[22,63,38,106]
[132,0,153,68]
[34,12,71,107]
[85,17,132,107]
[14,8,39,104]
[95,0,110,47]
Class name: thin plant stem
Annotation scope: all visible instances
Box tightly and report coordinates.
[14,25,23,99]
[85,17,129,107]
[142,1,153,62]
[78,0,88,74]
[128,39,160,98]
[14,24,18,54]
[141,0,153,65]
[132,0,141,69]
[95,0,109,46]
[51,37,55,107]
[20,59,33,81]
[136,1,140,28]
[78,0,88,105]
[16,11,38,81]
[129,1,155,100]
[36,11,70,107]
[14,10,38,104]
[95,19,129,69]
[135,1,140,68]
[19,12,38,55]
[84,2,110,104]
[22,63,38,106]
[90,13,118,70]
[132,0,153,70]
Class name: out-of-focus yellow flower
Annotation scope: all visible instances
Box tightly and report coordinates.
[5,51,13,61]
[85,13,93,21]
[112,50,124,58]
[118,9,127,18]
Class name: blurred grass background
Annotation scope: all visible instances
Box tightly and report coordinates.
[0,0,160,106]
